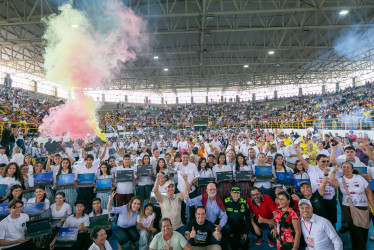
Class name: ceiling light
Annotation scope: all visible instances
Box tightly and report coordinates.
[163,68,168,72]
[339,10,349,15]
[71,24,79,28]
[243,64,249,68]
[268,51,275,55]
[153,55,159,59]
[206,16,214,21]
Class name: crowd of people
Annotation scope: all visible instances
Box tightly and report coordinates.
[102,81,374,131]
[0,126,372,249]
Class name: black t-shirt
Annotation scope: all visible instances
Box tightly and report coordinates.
[302,191,327,218]
[186,219,215,247]
[0,128,11,144]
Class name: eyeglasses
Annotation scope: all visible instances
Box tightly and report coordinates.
[320,160,330,163]
[12,205,23,210]
[251,193,261,197]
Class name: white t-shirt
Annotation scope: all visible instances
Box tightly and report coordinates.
[337,175,369,207]
[137,212,156,228]
[177,141,188,150]
[50,203,72,219]
[27,197,51,211]
[0,177,22,194]
[115,166,135,194]
[307,165,338,200]
[0,213,29,249]
[63,214,90,228]
[175,162,199,192]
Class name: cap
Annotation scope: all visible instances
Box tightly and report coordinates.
[165,180,175,187]
[299,181,311,187]
[302,154,310,160]
[298,199,312,207]
[231,186,241,193]
[274,184,286,191]
[0,146,5,150]
[249,140,256,145]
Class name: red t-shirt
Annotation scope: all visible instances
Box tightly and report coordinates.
[248,194,277,220]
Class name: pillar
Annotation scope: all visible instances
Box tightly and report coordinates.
[176,97,179,104]
[191,96,193,104]
[336,82,339,91]
[125,95,128,103]
[252,93,255,101]
[352,77,356,87]
[102,94,105,102]
[53,87,57,97]
[274,91,278,99]
[32,81,37,93]
[206,96,208,104]
[145,96,148,104]
[299,87,302,95]
[322,85,326,94]
[221,96,223,103]
[161,97,164,104]
[236,95,239,102]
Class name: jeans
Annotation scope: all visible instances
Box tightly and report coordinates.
[139,230,151,250]
[9,142,15,157]
[176,225,185,236]
[113,226,140,246]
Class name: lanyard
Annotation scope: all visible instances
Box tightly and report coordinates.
[302,221,313,235]
[163,232,173,249]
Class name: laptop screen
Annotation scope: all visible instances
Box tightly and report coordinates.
[96,179,112,189]
[24,203,44,215]
[0,184,7,197]
[255,166,272,177]
[26,218,50,234]
[34,172,54,184]
[0,203,9,216]
[89,214,109,229]
[57,174,75,185]
[57,228,78,241]
[78,174,95,184]
[276,172,294,184]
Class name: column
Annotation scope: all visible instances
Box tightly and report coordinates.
[161,97,164,104]
[125,95,128,103]
[274,91,278,99]
[102,94,105,102]
[322,85,326,94]
[299,87,302,95]
[352,77,356,87]
[53,87,57,97]
[236,95,239,102]
[336,82,339,91]
[176,97,179,104]
[206,96,208,104]
[221,96,223,103]
[145,96,149,104]
[252,93,255,101]
[191,96,193,104]
[32,81,37,93]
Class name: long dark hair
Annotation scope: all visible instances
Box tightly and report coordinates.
[217,152,227,165]
[34,185,47,203]
[8,184,23,202]
[278,191,294,209]
[99,162,111,176]
[235,153,248,171]
[197,157,207,172]
[57,158,72,178]
[156,158,166,174]
[293,160,306,174]
[142,155,150,165]
[272,153,288,173]
[3,162,25,188]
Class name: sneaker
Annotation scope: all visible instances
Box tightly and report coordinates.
[268,240,275,247]
[256,238,262,245]
[370,235,374,241]
[338,227,349,234]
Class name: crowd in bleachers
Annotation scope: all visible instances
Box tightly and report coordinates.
[0,125,372,249]
[103,81,374,130]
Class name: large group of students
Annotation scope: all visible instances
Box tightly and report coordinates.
[0,127,372,250]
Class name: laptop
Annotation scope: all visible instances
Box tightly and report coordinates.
[116,170,134,182]
[276,172,294,188]
[0,202,9,220]
[254,166,273,182]
[89,214,109,229]
[95,179,112,193]
[77,173,95,187]
[56,174,75,188]
[34,172,54,186]
[53,228,78,248]
[24,203,44,217]
[353,167,367,174]
[25,218,51,239]
[0,184,7,197]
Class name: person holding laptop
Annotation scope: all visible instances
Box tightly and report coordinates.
[27,185,51,219]
[50,200,91,250]
[50,192,72,226]
[0,199,31,249]
[89,198,113,238]
[114,154,136,206]
[54,158,76,208]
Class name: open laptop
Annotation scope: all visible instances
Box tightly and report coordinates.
[34,172,54,186]
[77,173,95,187]
[56,174,75,188]
[95,179,112,193]
[89,214,109,229]
[0,202,9,220]
[276,172,294,188]
[254,166,273,182]
[25,218,51,239]
[116,170,133,182]
[53,228,78,248]
[24,203,44,217]
[0,184,7,197]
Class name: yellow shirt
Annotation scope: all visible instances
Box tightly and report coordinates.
[283,138,292,147]
[302,149,317,165]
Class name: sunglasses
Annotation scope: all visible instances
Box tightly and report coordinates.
[320,160,330,163]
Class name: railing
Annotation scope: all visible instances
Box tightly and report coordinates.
[0,101,34,118]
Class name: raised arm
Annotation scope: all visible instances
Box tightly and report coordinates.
[153,173,163,202]
[99,143,108,161]
[318,167,331,196]
[329,143,337,165]
[107,191,116,212]
[293,143,309,171]
[328,165,339,188]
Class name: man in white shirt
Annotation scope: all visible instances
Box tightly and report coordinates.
[284,144,298,169]
[178,137,188,151]
[0,199,31,249]
[0,146,9,165]
[150,148,160,173]
[299,199,343,250]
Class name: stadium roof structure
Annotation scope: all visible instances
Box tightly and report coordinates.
[0,0,374,94]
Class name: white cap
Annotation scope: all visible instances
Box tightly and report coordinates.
[249,140,256,145]
[298,199,312,207]
[302,154,310,160]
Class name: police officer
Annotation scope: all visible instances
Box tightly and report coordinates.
[223,186,252,250]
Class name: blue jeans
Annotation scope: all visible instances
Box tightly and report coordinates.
[113,225,140,245]
[176,225,185,236]
[139,230,151,250]
[9,142,15,157]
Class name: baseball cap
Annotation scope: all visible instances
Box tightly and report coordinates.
[302,154,310,160]
[165,180,175,187]
[249,140,256,145]
[298,199,312,207]
[299,181,311,187]
[231,186,241,193]
[274,184,286,191]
